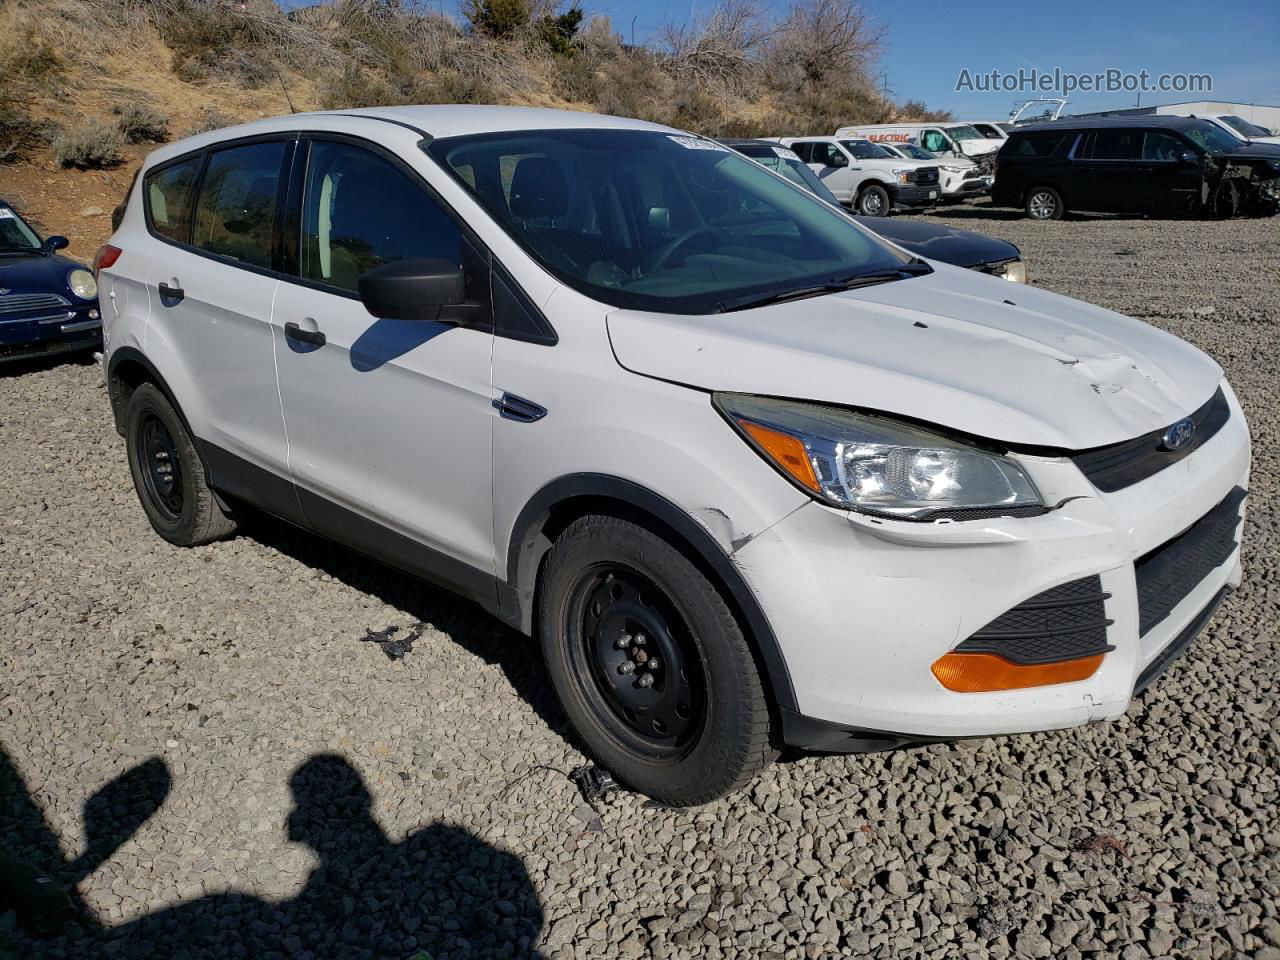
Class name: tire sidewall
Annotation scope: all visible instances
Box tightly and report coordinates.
[539,519,769,804]
[858,185,890,217]
[125,384,203,543]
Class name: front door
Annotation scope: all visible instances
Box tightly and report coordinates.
[797,141,854,203]
[272,137,497,600]
[1135,131,1205,214]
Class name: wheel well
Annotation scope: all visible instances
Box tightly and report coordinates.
[106,356,154,435]
[510,484,797,722]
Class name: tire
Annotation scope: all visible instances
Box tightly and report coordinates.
[856,184,891,217]
[538,515,775,805]
[1025,185,1064,220]
[124,382,237,546]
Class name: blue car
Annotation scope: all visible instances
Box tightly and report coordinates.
[0,201,102,364]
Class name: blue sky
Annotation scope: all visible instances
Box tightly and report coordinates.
[295,0,1280,117]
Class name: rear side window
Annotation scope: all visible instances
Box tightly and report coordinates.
[1007,132,1067,157]
[1088,130,1142,160]
[191,141,288,268]
[299,141,468,294]
[145,157,201,243]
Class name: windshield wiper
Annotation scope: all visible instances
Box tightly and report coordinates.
[716,261,932,313]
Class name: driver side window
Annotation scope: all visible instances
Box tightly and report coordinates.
[920,129,949,152]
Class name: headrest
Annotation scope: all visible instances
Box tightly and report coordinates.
[509,156,569,219]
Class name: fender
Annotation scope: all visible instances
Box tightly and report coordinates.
[503,473,799,716]
[105,346,186,437]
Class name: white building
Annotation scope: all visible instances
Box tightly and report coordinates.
[1074,101,1280,134]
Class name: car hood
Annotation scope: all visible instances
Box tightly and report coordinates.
[958,140,999,158]
[855,217,1019,268]
[1221,141,1280,161]
[0,253,83,294]
[606,265,1222,450]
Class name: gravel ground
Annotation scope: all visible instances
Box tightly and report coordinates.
[2,205,1278,960]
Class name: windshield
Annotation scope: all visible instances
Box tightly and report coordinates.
[947,125,984,141]
[0,206,42,254]
[1182,119,1245,154]
[733,146,841,206]
[1221,115,1271,138]
[428,129,908,315]
[839,139,892,159]
[889,143,934,161]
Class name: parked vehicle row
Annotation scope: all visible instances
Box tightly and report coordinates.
[717,139,1025,280]
[92,106,1248,805]
[992,116,1280,219]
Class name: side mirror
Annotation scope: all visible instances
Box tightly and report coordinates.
[830,153,848,168]
[357,258,466,323]
[44,235,69,251]
[1178,150,1198,164]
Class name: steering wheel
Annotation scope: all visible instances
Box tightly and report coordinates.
[643,226,720,274]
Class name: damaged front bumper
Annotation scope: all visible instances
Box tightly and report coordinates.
[732,382,1251,747]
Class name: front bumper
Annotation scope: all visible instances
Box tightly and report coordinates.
[892,184,940,208]
[733,382,1250,745]
[0,306,102,363]
[941,174,994,198]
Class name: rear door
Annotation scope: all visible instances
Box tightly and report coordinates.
[272,135,498,596]
[142,137,296,508]
[795,141,855,203]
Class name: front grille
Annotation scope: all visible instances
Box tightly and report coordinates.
[1070,388,1229,493]
[912,167,939,185]
[1136,487,1245,636]
[955,575,1114,664]
[0,293,69,316]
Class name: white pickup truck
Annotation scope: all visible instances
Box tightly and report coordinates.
[776,136,940,216]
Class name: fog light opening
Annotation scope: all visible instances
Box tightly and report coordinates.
[931,651,1103,692]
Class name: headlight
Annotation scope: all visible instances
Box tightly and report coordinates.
[892,167,912,184]
[994,260,1028,284]
[716,394,1043,520]
[68,268,98,300]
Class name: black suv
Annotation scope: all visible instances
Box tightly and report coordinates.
[992,116,1280,219]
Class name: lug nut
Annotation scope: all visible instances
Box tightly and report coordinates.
[633,633,647,645]
[618,661,636,675]
[615,635,631,649]
[637,673,654,688]
[647,658,660,671]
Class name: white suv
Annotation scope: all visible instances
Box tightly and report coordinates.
[98,106,1250,805]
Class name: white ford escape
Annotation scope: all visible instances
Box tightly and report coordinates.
[97,106,1250,805]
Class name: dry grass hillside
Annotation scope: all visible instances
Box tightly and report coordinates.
[0,0,950,257]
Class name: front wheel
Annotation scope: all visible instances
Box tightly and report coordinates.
[1025,185,1065,220]
[538,516,775,805]
[856,184,891,217]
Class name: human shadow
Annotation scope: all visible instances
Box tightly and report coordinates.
[240,511,572,745]
[2,749,546,959]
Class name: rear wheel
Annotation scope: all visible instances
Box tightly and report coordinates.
[538,515,775,805]
[1025,185,1064,220]
[857,184,891,217]
[125,383,237,546]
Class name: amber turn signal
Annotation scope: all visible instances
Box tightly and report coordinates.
[931,652,1103,692]
[738,420,820,493]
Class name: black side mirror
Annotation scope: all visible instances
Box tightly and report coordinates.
[357,258,466,323]
[1178,150,1198,165]
[44,235,69,251]
[829,153,848,168]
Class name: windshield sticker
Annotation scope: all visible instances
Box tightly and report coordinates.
[668,135,727,151]
[0,209,14,219]
[773,147,800,160]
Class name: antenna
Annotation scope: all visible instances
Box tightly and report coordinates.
[273,69,295,113]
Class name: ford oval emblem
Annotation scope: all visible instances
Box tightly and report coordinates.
[1161,418,1196,451]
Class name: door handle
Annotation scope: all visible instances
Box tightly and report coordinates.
[492,393,546,423]
[158,281,184,303]
[284,321,326,347]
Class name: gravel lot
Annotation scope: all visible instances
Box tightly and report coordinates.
[2,205,1277,960]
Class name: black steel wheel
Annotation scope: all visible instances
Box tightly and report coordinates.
[124,383,237,546]
[539,515,775,805]
[568,565,705,757]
